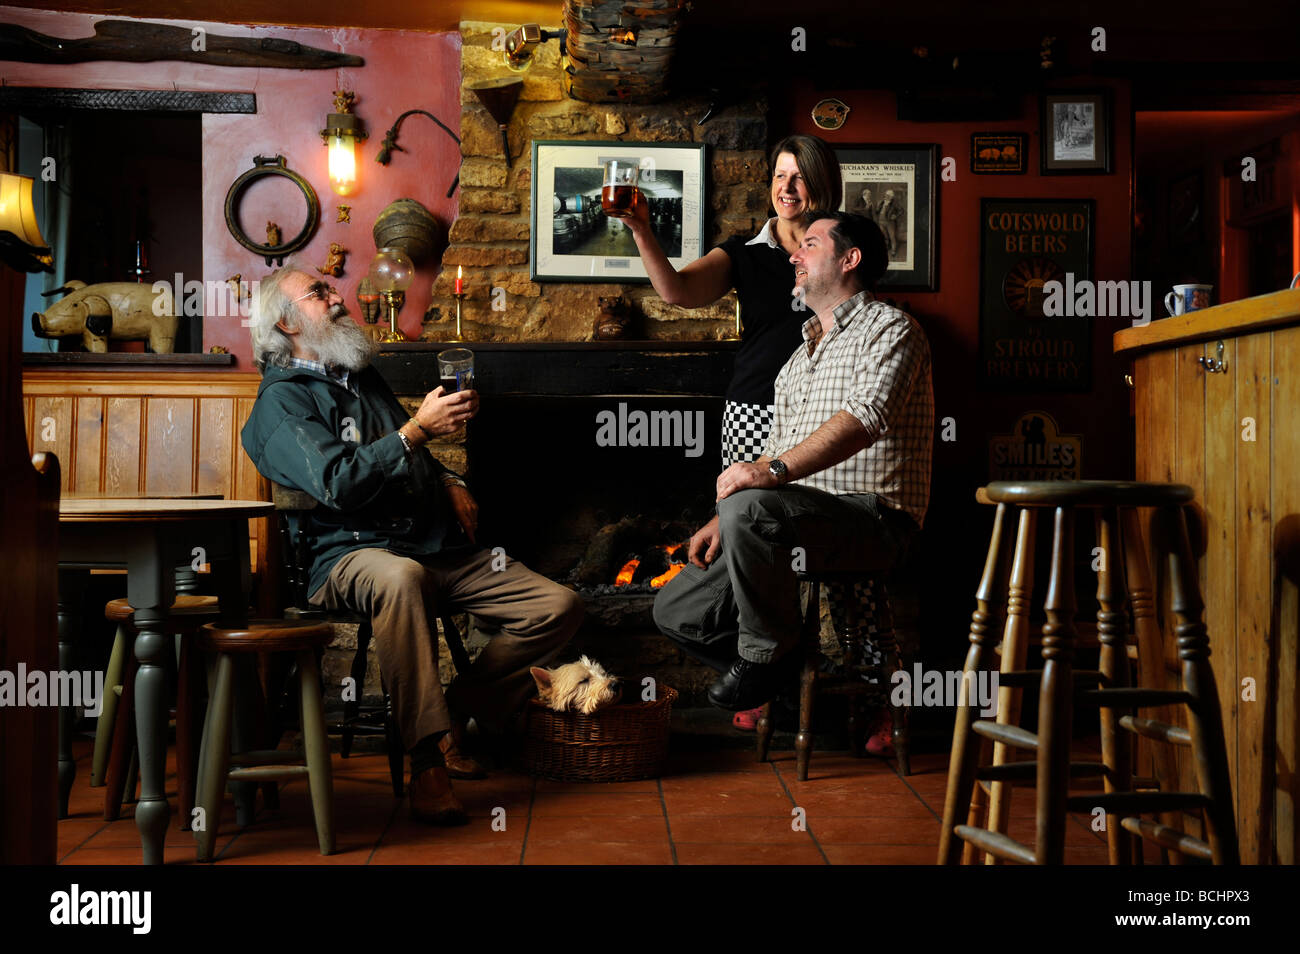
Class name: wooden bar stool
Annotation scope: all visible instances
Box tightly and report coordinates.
[756,572,910,780]
[194,619,335,862]
[937,481,1238,865]
[94,594,220,826]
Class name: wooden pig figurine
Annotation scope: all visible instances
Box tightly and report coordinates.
[31,280,178,353]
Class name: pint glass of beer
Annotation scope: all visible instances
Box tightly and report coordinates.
[601,159,639,217]
[437,348,475,393]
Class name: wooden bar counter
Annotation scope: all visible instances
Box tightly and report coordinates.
[1114,289,1300,864]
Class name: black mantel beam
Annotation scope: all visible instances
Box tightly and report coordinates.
[372,341,738,398]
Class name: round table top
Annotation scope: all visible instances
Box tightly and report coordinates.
[58,497,275,522]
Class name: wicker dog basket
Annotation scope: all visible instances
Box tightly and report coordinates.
[523,686,678,781]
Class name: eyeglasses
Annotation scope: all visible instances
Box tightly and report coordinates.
[291,281,338,304]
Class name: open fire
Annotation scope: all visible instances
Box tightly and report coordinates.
[614,543,687,589]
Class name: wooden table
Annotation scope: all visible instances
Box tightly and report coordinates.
[1114,288,1300,864]
[57,497,274,865]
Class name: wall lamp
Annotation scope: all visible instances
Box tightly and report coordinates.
[503,23,564,72]
[322,90,367,197]
[0,172,53,273]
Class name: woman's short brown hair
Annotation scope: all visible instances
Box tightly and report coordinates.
[769,134,842,216]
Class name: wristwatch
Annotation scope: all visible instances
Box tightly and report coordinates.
[768,458,788,482]
[396,428,415,455]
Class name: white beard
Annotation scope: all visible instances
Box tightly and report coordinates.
[295,304,379,372]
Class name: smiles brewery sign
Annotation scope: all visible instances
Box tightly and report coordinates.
[989,411,1082,481]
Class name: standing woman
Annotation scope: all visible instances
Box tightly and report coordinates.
[625,134,842,468]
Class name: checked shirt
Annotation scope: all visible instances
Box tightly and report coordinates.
[763,290,933,527]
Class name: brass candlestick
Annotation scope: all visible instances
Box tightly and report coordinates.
[378,289,407,342]
[450,290,466,341]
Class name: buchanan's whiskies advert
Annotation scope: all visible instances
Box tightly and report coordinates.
[979,198,1095,392]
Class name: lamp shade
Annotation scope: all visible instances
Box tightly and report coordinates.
[0,173,48,249]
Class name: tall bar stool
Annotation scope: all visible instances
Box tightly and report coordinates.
[937,481,1238,865]
[194,619,335,862]
[93,594,220,826]
[756,571,911,780]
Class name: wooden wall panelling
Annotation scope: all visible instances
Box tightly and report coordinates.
[27,395,73,493]
[197,397,234,497]
[1271,325,1300,864]
[1133,347,1177,820]
[22,370,269,573]
[1235,331,1272,864]
[144,397,196,497]
[1202,338,1239,817]
[73,397,103,494]
[104,397,143,495]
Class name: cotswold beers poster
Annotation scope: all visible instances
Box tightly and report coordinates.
[979,198,1094,392]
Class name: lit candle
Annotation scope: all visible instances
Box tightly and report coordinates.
[454,265,463,296]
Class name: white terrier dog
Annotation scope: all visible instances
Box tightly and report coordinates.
[531,656,621,714]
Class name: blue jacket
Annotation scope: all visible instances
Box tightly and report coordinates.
[241,363,470,598]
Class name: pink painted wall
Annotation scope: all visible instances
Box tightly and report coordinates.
[0,7,462,367]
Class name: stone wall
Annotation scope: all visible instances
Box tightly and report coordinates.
[418,20,773,342]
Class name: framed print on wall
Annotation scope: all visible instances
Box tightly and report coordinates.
[530,140,706,283]
[1040,90,1111,174]
[835,144,938,291]
[971,133,1028,174]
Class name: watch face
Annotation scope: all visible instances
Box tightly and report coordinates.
[769,460,787,477]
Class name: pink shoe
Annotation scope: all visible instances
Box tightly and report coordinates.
[864,712,896,757]
[732,706,763,731]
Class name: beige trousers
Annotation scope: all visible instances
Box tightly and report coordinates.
[312,547,583,750]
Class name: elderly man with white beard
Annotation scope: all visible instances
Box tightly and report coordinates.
[241,262,583,826]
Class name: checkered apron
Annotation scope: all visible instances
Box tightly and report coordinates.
[721,400,774,468]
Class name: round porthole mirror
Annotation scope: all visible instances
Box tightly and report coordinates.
[224,155,321,266]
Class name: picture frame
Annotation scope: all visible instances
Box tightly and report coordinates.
[978,198,1095,393]
[971,132,1028,174]
[834,143,938,291]
[530,139,706,283]
[1040,91,1111,174]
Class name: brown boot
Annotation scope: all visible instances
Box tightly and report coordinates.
[409,767,469,826]
[439,731,488,780]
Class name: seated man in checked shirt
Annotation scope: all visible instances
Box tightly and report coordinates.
[654,211,933,712]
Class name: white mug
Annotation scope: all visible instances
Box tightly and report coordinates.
[1165,283,1213,316]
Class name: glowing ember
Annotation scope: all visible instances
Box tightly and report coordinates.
[614,559,639,586]
[650,563,685,588]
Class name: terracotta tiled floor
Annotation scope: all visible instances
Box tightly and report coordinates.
[55,737,1111,865]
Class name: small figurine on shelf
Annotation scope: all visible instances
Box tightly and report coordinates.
[593,295,635,340]
[266,220,282,247]
[317,242,347,278]
[333,89,357,114]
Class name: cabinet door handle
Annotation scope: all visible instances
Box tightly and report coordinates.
[1198,340,1227,373]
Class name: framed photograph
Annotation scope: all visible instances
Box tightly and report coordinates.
[978,198,1094,393]
[530,140,706,283]
[1040,91,1111,174]
[835,144,938,291]
[971,133,1028,174]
